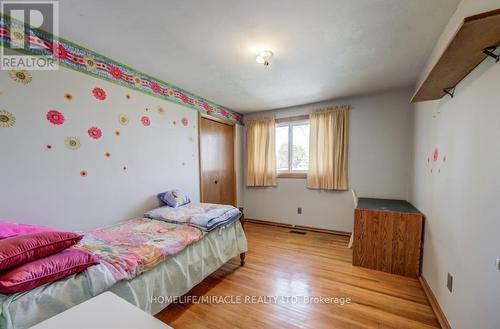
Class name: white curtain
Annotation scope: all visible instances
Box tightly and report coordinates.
[246,117,277,187]
[306,105,349,190]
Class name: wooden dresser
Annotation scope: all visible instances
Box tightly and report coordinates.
[352,198,424,277]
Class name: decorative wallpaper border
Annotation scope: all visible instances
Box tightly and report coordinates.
[0,13,243,124]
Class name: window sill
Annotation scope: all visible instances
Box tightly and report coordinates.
[277,173,307,179]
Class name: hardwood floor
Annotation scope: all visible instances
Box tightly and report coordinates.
[156,222,440,329]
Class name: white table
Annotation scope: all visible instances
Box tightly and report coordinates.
[29,292,173,329]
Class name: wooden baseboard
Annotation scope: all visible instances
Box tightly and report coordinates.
[419,275,452,329]
[245,218,351,236]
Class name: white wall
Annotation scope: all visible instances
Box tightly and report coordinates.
[0,67,242,231]
[244,88,413,232]
[410,1,500,328]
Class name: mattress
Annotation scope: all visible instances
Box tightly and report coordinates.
[0,220,247,329]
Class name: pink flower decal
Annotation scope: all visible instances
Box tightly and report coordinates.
[88,127,102,140]
[433,148,439,162]
[150,83,161,93]
[181,117,189,126]
[53,43,67,59]
[46,110,65,125]
[110,66,122,79]
[141,116,151,126]
[92,87,107,100]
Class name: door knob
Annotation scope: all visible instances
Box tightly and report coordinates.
[214,180,218,184]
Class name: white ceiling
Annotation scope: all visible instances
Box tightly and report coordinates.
[60,0,459,113]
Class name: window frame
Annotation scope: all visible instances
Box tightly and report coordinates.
[275,115,310,178]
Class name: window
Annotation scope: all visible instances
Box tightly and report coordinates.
[275,118,310,176]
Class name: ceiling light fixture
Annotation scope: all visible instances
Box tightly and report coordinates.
[256,50,273,68]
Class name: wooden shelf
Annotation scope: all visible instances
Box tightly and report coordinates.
[411,8,500,103]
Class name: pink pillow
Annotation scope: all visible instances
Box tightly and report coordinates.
[0,231,83,272]
[0,221,54,239]
[0,249,99,294]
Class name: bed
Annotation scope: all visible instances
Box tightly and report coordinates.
[0,207,247,329]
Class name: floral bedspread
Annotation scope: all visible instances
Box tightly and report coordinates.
[74,218,204,281]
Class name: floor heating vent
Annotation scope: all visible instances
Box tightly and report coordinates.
[290,230,306,235]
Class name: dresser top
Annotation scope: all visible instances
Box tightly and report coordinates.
[357,198,422,214]
[29,292,172,329]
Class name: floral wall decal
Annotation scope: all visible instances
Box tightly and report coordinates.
[181,117,189,126]
[88,127,102,140]
[46,110,65,125]
[172,120,177,125]
[0,39,200,230]
[125,94,131,100]
[9,27,24,44]
[150,82,161,93]
[92,87,107,100]
[0,15,243,124]
[0,110,16,128]
[141,116,151,126]
[157,106,165,115]
[64,137,81,150]
[110,67,122,79]
[53,43,68,59]
[9,70,32,84]
[83,56,97,70]
[132,76,141,86]
[118,114,129,125]
[433,148,439,162]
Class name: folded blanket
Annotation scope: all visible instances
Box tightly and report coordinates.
[74,218,204,281]
[145,203,241,232]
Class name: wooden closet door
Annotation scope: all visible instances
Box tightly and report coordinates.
[199,115,236,206]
